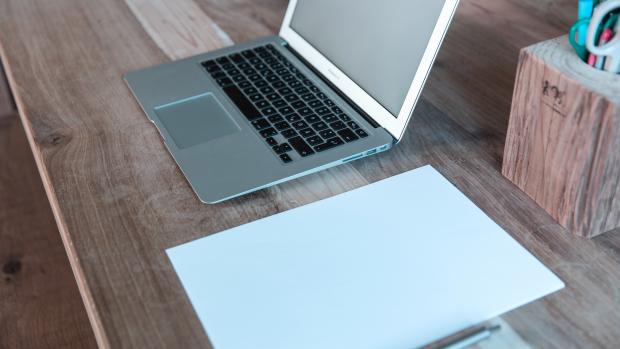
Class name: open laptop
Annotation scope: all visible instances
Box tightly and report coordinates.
[125,0,459,203]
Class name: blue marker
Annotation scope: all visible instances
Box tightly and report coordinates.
[578,0,595,45]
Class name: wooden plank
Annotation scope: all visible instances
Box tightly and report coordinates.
[0,113,97,349]
[0,0,619,348]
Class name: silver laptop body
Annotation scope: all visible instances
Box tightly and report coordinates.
[124,0,459,203]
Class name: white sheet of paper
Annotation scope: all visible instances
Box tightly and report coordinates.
[167,166,564,349]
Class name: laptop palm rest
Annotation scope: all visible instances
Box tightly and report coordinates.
[155,93,240,149]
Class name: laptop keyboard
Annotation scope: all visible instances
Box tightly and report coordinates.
[201,44,368,164]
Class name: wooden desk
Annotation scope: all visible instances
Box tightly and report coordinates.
[1,0,619,348]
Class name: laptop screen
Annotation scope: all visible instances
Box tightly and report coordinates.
[290,0,447,117]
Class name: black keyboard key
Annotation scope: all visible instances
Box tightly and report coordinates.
[324,99,335,107]
[337,128,359,142]
[260,127,278,138]
[272,99,287,108]
[264,93,278,101]
[316,107,330,115]
[243,87,258,95]
[299,128,316,138]
[308,100,323,108]
[292,121,308,130]
[242,50,256,59]
[274,121,290,131]
[305,114,320,124]
[272,81,286,89]
[230,53,244,63]
[243,68,257,75]
[319,129,336,139]
[260,86,275,94]
[239,81,252,89]
[285,114,302,122]
[301,93,316,101]
[310,86,320,93]
[281,129,298,138]
[330,120,346,130]
[272,145,289,155]
[285,94,300,102]
[265,137,278,146]
[299,107,313,116]
[307,135,323,146]
[255,100,270,109]
[279,153,292,163]
[202,60,217,68]
[279,106,294,115]
[252,118,270,130]
[261,107,277,116]
[216,57,230,64]
[233,74,246,82]
[211,71,226,79]
[222,63,235,71]
[278,87,293,95]
[332,106,343,114]
[249,94,263,102]
[249,74,262,81]
[228,69,241,76]
[266,75,280,83]
[323,114,338,123]
[268,115,284,123]
[249,57,261,65]
[314,137,344,152]
[255,80,268,88]
[291,101,306,109]
[355,129,369,138]
[289,137,315,157]
[223,85,261,121]
[289,80,302,88]
[312,121,329,131]
[347,121,360,130]
[339,113,351,121]
[280,143,292,153]
[259,69,273,77]
[294,86,309,94]
[317,92,327,99]
[205,64,220,73]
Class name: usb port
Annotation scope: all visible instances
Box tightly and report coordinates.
[366,149,377,156]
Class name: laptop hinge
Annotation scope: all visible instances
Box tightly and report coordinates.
[283,43,381,129]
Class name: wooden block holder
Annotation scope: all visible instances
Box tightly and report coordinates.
[503,36,620,238]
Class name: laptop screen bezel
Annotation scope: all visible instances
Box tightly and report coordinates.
[279,0,459,140]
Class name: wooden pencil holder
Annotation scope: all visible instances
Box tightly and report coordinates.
[502,36,620,238]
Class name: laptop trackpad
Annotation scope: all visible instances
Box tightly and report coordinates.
[155,93,240,149]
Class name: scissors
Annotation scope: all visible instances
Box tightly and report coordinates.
[586,0,620,73]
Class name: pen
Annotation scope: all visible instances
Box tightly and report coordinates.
[578,0,596,45]
[419,324,501,349]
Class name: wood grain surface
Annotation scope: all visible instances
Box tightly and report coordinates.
[0,63,13,119]
[0,111,97,349]
[503,37,620,238]
[0,0,619,348]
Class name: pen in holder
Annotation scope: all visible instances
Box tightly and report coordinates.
[569,0,620,73]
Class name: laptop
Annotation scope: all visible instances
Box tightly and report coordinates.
[124,0,460,203]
